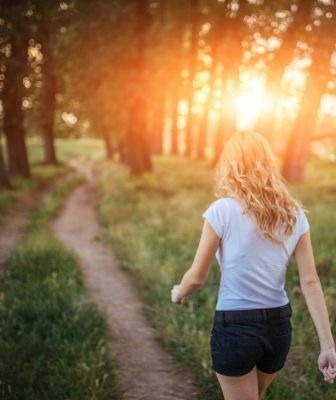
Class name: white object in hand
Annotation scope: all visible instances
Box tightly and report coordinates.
[171,284,182,303]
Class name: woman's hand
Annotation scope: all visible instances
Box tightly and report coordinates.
[171,285,184,304]
[318,346,336,384]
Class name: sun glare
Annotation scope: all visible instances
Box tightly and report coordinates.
[170,70,336,152]
[234,75,266,130]
[234,92,266,130]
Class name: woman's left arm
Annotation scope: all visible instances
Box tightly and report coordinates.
[171,221,220,303]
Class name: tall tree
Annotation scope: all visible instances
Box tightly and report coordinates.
[37,10,58,164]
[56,0,123,160]
[256,0,315,140]
[33,0,74,164]
[164,1,190,155]
[1,1,30,177]
[196,2,225,160]
[282,2,336,182]
[212,0,251,163]
[184,0,200,157]
[0,141,10,188]
[124,0,152,174]
[147,0,166,155]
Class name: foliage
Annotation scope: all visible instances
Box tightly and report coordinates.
[98,156,336,400]
[1,0,336,178]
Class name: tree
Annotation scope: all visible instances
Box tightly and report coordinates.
[184,0,200,157]
[56,0,123,159]
[165,1,190,155]
[282,2,336,182]
[255,0,315,140]
[1,1,30,177]
[0,141,10,188]
[36,8,58,164]
[196,2,226,160]
[32,1,74,165]
[123,0,152,174]
[211,0,252,163]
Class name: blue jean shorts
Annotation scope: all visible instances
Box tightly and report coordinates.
[210,303,292,377]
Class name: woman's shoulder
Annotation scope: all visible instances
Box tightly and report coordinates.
[292,207,309,235]
[206,197,241,214]
[293,206,308,219]
[209,197,240,208]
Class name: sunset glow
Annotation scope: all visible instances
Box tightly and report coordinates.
[186,70,336,134]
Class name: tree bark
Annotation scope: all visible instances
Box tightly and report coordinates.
[212,82,236,165]
[2,34,30,177]
[196,43,219,160]
[125,0,152,175]
[39,22,58,165]
[103,129,114,159]
[184,0,199,157]
[256,0,315,139]
[151,93,165,155]
[170,90,180,155]
[282,49,333,182]
[212,1,247,163]
[0,142,11,188]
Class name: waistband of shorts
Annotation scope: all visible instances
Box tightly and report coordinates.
[214,303,292,323]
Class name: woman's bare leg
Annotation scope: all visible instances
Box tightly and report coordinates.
[257,370,276,399]
[215,367,259,400]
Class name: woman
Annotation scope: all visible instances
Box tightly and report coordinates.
[171,131,336,400]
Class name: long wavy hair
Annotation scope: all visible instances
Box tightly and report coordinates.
[215,131,301,243]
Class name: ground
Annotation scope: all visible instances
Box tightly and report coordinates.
[0,161,198,400]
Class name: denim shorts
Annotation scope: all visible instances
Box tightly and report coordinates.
[210,303,292,377]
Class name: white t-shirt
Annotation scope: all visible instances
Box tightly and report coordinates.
[203,197,309,310]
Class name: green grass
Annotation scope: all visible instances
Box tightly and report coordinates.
[98,156,336,400]
[54,137,105,162]
[0,164,68,215]
[0,174,118,400]
[0,137,104,215]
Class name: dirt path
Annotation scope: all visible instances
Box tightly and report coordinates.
[52,165,198,400]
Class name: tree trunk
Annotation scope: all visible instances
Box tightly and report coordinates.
[103,129,114,159]
[0,142,11,188]
[196,40,220,160]
[282,51,333,182]
[125,87,152,174]
[151,93,165,155]
[184,0,199,157]
[39,23,58,165]
[255,45,293,139]
[212,0,248,163]
[2,35,30,178]
[125,0,152,175]
[256,0,315,139]
[212,83,236,165]
[170,91,180,155]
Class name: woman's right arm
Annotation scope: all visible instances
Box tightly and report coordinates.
[294,231,336,383]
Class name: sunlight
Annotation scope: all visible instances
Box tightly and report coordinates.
[234,90,264,130]
[177,70,336,139]
[234,76,266,130]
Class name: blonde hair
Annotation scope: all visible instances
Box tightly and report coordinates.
[215,131,301,243]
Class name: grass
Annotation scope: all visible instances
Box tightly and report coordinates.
[0,164,68,215]
[0,173,118,400]
[98,156,336,400]
[0,137,104,215]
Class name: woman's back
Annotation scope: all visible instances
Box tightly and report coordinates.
[203,197,309,310]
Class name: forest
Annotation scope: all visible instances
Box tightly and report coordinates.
[1,1,336,400]
[1,0,335,183]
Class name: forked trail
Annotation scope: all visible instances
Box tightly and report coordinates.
[52,162,198,400]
